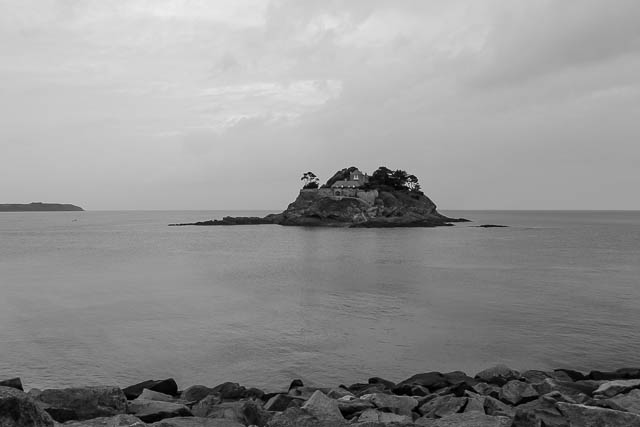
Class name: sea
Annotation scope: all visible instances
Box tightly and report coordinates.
[1,210,639,391]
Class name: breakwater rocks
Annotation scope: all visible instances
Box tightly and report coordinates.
[4,365,640,426]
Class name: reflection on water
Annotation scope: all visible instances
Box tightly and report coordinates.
[1,210,639,389]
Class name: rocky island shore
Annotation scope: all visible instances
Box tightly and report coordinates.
[0,203,84,212]
[5,365,640,426]
[170,167,468,228]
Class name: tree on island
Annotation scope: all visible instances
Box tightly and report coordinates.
[301,171,319,189]
[367,166,422,192]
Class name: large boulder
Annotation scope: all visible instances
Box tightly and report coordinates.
[336,398,375,419]
[475,365,521,386]
[150,418,245,427]
[264,394,303,412]
[415,411,511,426]
[127,398,192,423]
[266,407,348,427]
[499,380,538,405]
[181,386,214,403]
[139,389,176,402]
[123,379,178,400]
[28,386,127,421]
[0,386,54,427]
[0,378,24,391]
[395,372,449,392]
[210,383,246,400]
[605,388,640,414]
[361,393,417,416]
[418,395,467,418]
[61,414,146,426]
[301,391,343,422]
[357,408,413,424]
[594,378,640,398]
[189,400,270,427]
[512,392,574,427]
[557,402,640,426]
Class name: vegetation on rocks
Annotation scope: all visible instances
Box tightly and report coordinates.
[4,365,640,426]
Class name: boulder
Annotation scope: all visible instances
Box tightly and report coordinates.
[462,392,485,413]
[211,382,246,400]
[531,379,589,403]
[150,418,245,427]
[368,377,396,390]
[499,380,538,405]
[357,408,413,424]
[289,387,330,400]
[474,365,520,386]
[181,385,214,403]
[512,393,574,427]
[557,402,640,426]
[336,398,375,419]
[28,386,127,421]
[123,379,178,400]
[139,388,175,402]
[301,391,343,421]
[605,388,640,414]
[62,414,146,426]
[0,386,54,427]
[521,370,551,384]
[288,380,303,391]
[266,407,348,427]
[594,378,640,398]
[482,395,515,418]
[127,398,192,423]
[360,393,417,416]
[325,388,353,399]
[418,395,467,418]
[553,369,586,382]
[0,377,24,391]
[264,394,298,412]
[472,383,501,399]
[192,395,223,417]
[189,400,270,427]
[395,372,449,391]
[615,367,640,379]
[415,411,511,426]
[245,388,265,400]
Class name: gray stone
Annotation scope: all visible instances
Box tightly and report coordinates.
[264,394,296,412]
[0,377,24,391]
[606,388,640,414]
[418,395,467,418]
[463,392,485,413]
[289,387,330,400]
[123,379,178,400]
[127,398,192,423]
[513,393,573,427]
[361,393,417,416]
[521,371,550,384]
[594,378,640,398]
[0,386,54,427]
[472,383,501,399]
[28,386,127,421]
[357,408,413,424]
[499,380,538,405]
[211,383,246,400]
[192,395,222,417]
[190,400,270,426]
[557,402,640,426]
[301,391,343,421]
[474,365,521,386]
[326,388,353,399]
[149,418,245,427]
[139,389,175,402]
[181,386,214,403]
[415,412,511,426]
[266,407,348,427]
[482,396,514,418]
[62,414,146,426]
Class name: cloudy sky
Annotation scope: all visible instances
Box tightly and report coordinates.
[1,0,639,210]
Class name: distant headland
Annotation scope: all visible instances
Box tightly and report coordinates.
[171,166,469,228]
[0,202,84,212]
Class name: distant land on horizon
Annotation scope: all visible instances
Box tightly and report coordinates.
[0,202,84,212]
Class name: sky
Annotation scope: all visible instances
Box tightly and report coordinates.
[1,0,639,210]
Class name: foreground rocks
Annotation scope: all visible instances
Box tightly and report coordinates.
[5,365,640,426]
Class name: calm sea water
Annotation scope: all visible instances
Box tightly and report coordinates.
[1,210,639,391]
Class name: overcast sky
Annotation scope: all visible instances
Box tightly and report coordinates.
[1,0,639,210]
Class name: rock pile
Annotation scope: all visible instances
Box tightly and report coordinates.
[4,365,640,426]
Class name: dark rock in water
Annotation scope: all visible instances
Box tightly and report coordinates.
[123,379,179,400]
[63,414,146,426]
[474,224,508,228]
[475,365,521,386]
[264,394,298,412]
[367,377,396,390]
[0,377,24,391]
[210,382,247,400]
[127,398,192,423]
[557,402,640,426]
[0,386,55,427]
[246,387,265,400]
[554,369,587,382]
[395,372,450,392]
[28,386,127,421]
[170,217,276,226]
[615,367,640,379]
[351,383,388,397]
[288,379,304,391]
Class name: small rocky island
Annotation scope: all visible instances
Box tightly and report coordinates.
[171,167,468,228]
[0,202,84,212]
[4,364,640,426]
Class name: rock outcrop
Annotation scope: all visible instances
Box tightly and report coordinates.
[0,202,84,212]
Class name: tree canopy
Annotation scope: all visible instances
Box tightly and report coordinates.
[301,171,319,189]
[367,166,421,192]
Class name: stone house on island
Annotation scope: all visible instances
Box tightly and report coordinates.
[330,169,369,190]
